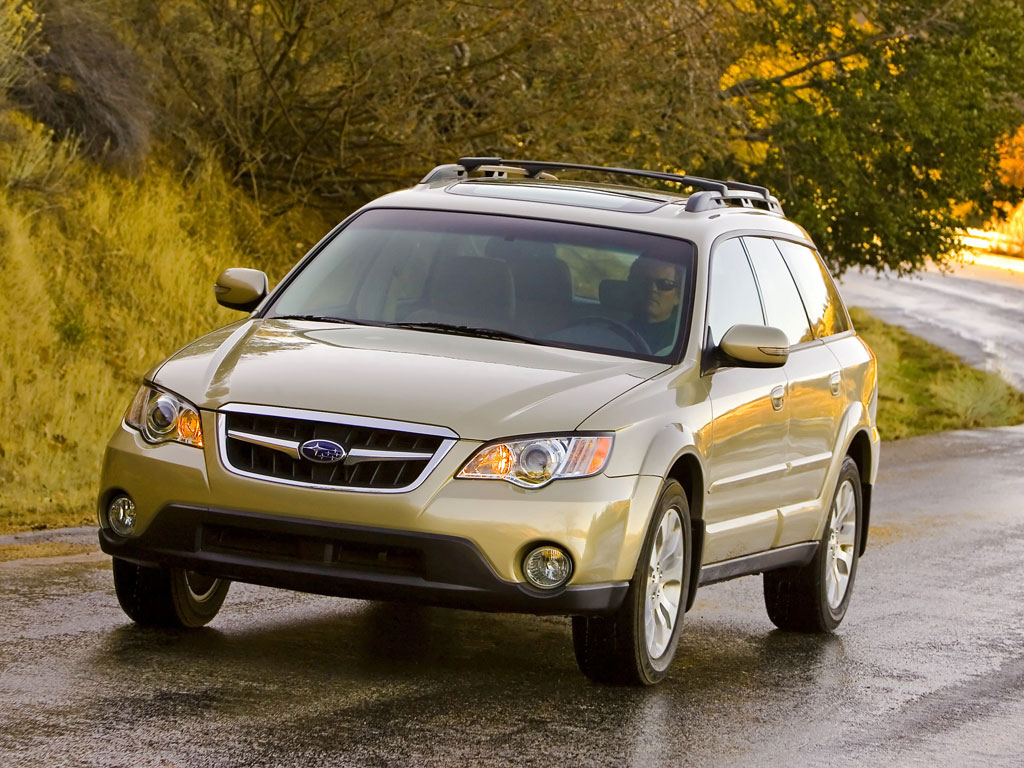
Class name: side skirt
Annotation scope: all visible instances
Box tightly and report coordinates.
[698,542,818,586]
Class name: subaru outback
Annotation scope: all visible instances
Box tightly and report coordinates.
[98,158,879,685]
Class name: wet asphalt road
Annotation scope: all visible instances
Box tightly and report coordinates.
[2,426,1024,767]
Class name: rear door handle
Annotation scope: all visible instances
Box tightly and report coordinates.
[771,385,785,411]
[829,372,842,397]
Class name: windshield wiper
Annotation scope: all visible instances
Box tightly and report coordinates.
[270,314,372,326]
[384,322,539,345]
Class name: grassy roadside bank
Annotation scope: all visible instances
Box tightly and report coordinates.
[849,307,1024,438]
[0,165,321,536]
[2,307,1022,540]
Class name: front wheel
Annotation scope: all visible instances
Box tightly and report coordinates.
[763,456,862,632]
[572,481,691,685]
[112,558,230,628]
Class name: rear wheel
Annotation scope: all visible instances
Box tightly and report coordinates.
[112,558,230,628]
[763,457,862,632]
[572,481,691,685]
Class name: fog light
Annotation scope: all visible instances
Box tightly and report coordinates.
[107,495,136,537]
[523,546,572,589]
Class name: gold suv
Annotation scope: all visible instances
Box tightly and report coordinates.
[98,159,879,685]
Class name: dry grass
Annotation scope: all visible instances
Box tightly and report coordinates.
[0,541,95,562]
[0,113,328,533]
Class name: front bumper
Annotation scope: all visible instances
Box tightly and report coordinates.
[99,416,665,611]
[99,504,629,616]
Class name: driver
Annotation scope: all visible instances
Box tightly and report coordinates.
[627,257,682,353]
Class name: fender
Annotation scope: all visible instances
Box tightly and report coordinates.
[637,422,708,485]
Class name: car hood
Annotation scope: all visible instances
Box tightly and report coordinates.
[152,319,668,439]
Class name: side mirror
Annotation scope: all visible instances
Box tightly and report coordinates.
[719,324,790,367]
[214,268,268,312]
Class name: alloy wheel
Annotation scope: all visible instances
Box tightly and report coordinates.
[644,506,685,659]
[825,479,858,610]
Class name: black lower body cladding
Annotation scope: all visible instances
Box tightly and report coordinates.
[98,504,628,616]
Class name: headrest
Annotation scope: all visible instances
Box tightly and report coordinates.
[599,279,636,313]
[484,237,556,262]
[429,255,514,324]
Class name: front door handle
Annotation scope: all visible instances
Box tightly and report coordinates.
[829,372,842,397]
[771,385,785,411]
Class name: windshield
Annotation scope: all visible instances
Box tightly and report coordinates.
[266,209,695,361]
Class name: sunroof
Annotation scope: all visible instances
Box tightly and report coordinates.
[447,181,668,213]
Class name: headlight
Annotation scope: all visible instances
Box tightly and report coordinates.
[124,385,204,448]
[457,435,612,488]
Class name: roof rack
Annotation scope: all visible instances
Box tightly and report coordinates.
[419,157,784,215]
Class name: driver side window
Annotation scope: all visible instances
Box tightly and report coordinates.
[706,238,765,347]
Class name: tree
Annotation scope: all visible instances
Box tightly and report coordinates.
[127,0,721,209]
[710,0,1024,273]
[116,0,1024,272]
[999,124,1024,189]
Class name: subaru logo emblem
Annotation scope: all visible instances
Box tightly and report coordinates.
[299,439,347,464]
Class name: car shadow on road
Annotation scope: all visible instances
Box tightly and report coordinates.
[91,596,848,699]
[76,598,855,764]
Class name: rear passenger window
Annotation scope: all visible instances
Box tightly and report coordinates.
[743,237,814,347]
[706,238,764,347]
[775,240,851,338]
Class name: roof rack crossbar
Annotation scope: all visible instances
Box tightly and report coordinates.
[455,157,778,203]
[717,179,772,200]
[477,159,730,195]
[458,157,504,173]
[684,189,784,214]
[422,158,783,214]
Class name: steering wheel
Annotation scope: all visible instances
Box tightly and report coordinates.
[562,316,651,354]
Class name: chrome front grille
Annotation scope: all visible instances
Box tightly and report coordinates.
[217,404,458,493]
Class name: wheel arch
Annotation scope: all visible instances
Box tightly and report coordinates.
[630,423,708,611]
[845,429,874,556]
[665,451,705,612]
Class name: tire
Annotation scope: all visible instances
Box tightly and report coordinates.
[112,557,230,628]
[572,481,691,685]
[763,456,862,632]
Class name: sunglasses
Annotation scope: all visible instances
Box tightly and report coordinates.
[631,276,679,292]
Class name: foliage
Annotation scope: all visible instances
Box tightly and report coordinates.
[999,124,1024,190]
[112,0,1024,272]
[11,0,153,170]
[995,126,1024,251]
[0,109,78,190]
[119,0,728,210]
[712,0,1024,274]
[997,203,1024,252]
[8,0,1021,270]
[0,0,38,94]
